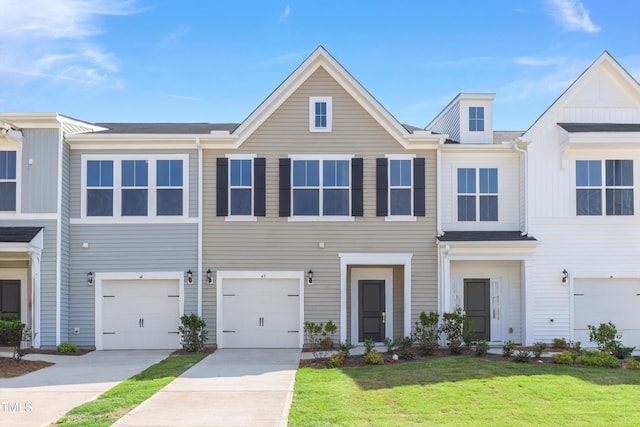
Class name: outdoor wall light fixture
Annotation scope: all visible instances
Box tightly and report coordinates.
[87,272,94,286]
[186,270,193,285]
[308,269,314,285]
[207,269,213,285]
[562,269,569,284]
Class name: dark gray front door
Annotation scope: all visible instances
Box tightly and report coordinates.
[464,279,490,341]
[359,280,385,342]
[0,280,20,319]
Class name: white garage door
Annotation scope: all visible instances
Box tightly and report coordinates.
[221,278,300,348]
[574,279,640,348]
[102,279,180,350]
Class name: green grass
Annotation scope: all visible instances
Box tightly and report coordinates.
[289,356,640,426]
[54,353,207,427]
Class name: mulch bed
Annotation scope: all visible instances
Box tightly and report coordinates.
[0,357,54,378]
[300,347,556,369]
[24,348,94,356]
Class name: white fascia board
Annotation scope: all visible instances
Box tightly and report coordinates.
[459,93,496,101]
[440,143,515,153]
[0,112,61,128]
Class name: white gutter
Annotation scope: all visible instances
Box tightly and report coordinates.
[55,122,64,345]
[512,139,529,236]
[197,137,203,317]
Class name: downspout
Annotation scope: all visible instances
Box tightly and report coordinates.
[512,139,528,236]
[197,137,203,317]
[436,142,444,236]
[55,120,64,345]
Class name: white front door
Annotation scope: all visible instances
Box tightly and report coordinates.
[221,278,300,348]
[101,279,180,350]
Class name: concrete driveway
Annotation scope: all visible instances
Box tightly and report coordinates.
[114,349,300,427]
[0,349,171,427]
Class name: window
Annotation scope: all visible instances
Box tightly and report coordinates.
[83,155,187,219]
[457,167,498,221]
[0,151,17,211]
[121,160,148,216]
[292,158,349,216]
[309,96,332,132]
[87,160,114,216]
[157,160,183,216]
[576,160,633,216]
[469,107,484,132]
[389,159,412,215]
[229,159,252,216]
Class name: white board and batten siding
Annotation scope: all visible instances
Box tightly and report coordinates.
[95,273,184,350]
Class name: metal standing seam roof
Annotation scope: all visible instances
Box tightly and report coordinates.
[0,227,43,243]
[558,123,640,133]
[438,231,537,242]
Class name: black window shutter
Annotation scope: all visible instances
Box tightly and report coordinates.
[216,158,228,216]
[279,158,291,217]
[351,158,363,216]
[376,158,388,216]
[254,158,266,216]
[413,157,426,216]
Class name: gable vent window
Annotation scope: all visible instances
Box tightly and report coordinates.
[309,96,332,132]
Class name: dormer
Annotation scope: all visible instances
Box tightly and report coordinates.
[427,93,495,144]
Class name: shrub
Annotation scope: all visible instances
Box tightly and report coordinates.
[364,349,384,365]
[552,350,575,365]
[384,337,395,353]
[57,342,79,353]
[578,350,620,368]
[513,350,531,363]
[625,358,640,370]
[0,320,26,361]
[304,321,337,359]
[502,340,516,357]
[441,307,466,355]
[328,351,345,368]
[413,311,440,355]
[178,314,208,352]
[614,346,635,360]
[462,319,474,350]
[363,338,376,355]
[0,313,19,321]
[587,322,620,353]
[532,342,547,358]
[474,339,489,356]
[338,341,354,358]
[552,338,568,350]
[394,336,415,360]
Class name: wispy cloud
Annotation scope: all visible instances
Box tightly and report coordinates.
[515,56,565,66]
[280,6,291,21]
[545,0,600,33]
[265,49,312,65]
[156,27,190,49]
[0,0,140,88]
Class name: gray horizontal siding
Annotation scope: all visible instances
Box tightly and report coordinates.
[202,67,438,343]
[21,128,59,213]
[68,223,198,347]
[69,149,198,219]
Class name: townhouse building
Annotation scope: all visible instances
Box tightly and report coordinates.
[1,47,638,350]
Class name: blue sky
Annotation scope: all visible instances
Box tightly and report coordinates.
[1,0,639,130]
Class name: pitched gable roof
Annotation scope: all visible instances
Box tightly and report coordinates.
[230,46,443,149]
[522,51,640,139]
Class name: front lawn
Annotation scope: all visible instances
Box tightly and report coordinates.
[289,356,640,426]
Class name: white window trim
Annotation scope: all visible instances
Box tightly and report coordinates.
[456,167,499,222]
[575,159,635,217]
[288,154,353,222]
[0,143,22,214]
[309,96,332,132]
[80,154,189,222]
[385,154,415,221]
[226,154,256,221]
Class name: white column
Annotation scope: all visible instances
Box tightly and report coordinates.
[30,251,41,348]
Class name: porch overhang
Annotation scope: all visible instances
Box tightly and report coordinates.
[438,231,538,260]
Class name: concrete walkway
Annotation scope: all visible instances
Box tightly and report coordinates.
[0,349,171,427]
[114,349,301,427]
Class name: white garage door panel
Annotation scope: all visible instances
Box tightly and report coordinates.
[221,278,300,348]
[102,279,180,350]
[574,279,640,348]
